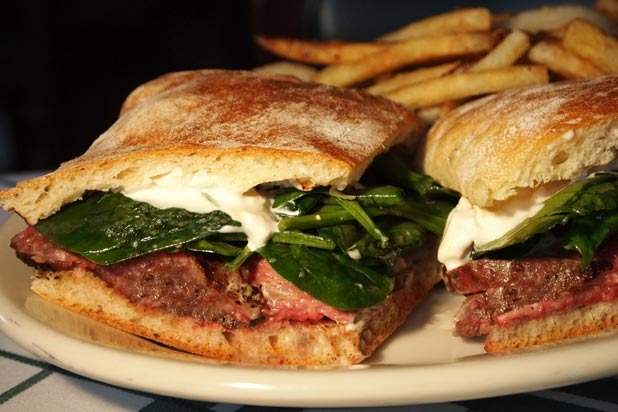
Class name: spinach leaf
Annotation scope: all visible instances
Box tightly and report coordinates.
[271,231,336,250]
[355,220,425,259]
[563,211,618,268]
[271,187,326,216]
[356,186,406,208]
[279,199,452,236]
[319,224,362,254]
[371,153,459,199]
[369,199,453,236]
[319,219,425,260]
[473,215,567,255]
[473,173,618,260]
[257,242,394,310]
[278,207,355,231]
[538,173,618,216]
[35,192,238,265]
[226,246,253,271]
[334,197,388,246]
[186,239,243,256]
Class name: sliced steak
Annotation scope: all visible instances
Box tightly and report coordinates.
[445,254,596,296]
[246,258,355,324]
[11,226,357,328]
[98,251,263,327]
[11,226,96,271]
[450,237,618,337]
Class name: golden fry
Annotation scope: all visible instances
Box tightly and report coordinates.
[528,40,604,79]
[314,32,496,87]
[469,29,530,71]
[380,8,492,42]
[596,0,618,21]
[415,106,443,124]
[255,36,386,65]
[252,61,319,82]
[367,61,461,95]
[384,65,549,109]
[416,101,462,124]
[496,5,618,35]
[563,18,618,73]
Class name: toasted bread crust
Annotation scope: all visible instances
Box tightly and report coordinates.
[485,300,618,352]
[29,238,441,366]
[419,75,618,207]
[0,69,422,224]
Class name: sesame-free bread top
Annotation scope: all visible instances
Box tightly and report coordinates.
[1,69,422,224]
[419,75,618,208]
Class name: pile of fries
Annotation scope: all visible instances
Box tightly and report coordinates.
[254,2,618,123]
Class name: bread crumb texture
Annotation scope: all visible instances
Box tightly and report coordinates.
[0,69,422,224]
[421,75,618,207]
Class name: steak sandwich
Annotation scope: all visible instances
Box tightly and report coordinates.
[0,69,454,365]
[420,75,618,353]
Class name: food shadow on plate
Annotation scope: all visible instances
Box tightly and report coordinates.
[367,284,487,365]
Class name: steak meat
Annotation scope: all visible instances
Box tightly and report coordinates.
[11,226,355,328]
[447,237,618,337]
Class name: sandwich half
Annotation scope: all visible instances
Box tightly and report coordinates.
[1,69,453,365]
[419,74,618,353]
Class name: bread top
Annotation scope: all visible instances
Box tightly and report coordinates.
[420,75,618,207]
[0,69,422,224]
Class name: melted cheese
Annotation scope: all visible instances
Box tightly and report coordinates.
[121,168,279,250]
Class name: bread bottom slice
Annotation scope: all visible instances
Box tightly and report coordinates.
[29,240,440,366]
[485,300,618,353]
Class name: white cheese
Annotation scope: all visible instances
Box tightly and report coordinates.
[438,185,559,271]
[121,168,279,250]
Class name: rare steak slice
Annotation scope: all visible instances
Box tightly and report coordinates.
[447,237,618,337]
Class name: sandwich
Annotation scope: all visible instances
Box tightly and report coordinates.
[419,74,618,352]
[0,69,454,365]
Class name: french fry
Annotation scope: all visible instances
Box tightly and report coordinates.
[416,106,443,124]
[563,18,618,73]
[314,32,496,87]
[367,61,461,95]
[252,61,319,82]
[469,29,530,71]
[416,101,462,124]
[596,0,618,21]
[379,8,492,42]
[384,65,549,109]
[528,40,604,79]
[496,5,618,36]
[548,24,570,40]
[255,36,386,65]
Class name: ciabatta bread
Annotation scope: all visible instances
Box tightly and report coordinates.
[485,300,618,353]
[1,69,423,224]
[420,75,618,208]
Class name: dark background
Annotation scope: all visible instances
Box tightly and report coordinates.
[1,0,594,172]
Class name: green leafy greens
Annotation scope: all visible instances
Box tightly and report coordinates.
[472,173,618,267]
[34,154,457,310]
[35,192,238,265]
[258,242,393,310]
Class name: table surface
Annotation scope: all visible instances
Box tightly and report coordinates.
[1,172,617,412]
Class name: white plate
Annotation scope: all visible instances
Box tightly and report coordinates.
[1,215,617,408]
